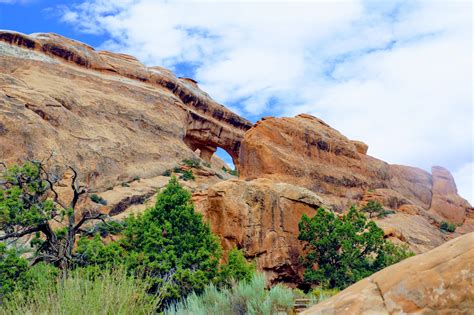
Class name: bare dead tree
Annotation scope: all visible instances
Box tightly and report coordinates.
[0,160,108,273]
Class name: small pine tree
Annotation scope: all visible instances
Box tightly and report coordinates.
[298,205,413,289]
[121,176,221,305]
[361,200,386,218]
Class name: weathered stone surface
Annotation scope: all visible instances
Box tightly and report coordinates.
[429,166,469,224]
[238,115,472,251]
[0,30,251,191]
[193,178,329,285]
[301,233,474,315]
[1,30,472,290]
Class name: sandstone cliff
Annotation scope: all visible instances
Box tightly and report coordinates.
[0,30,251,191]
[1,30,472,287]
[301,232,474,314]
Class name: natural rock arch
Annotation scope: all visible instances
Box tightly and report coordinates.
[183,110,250,170]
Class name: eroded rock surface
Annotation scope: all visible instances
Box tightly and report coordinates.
[238,114,472,252]
[301,232,474,315]
[194,178,329,285]
[0,30,251,190]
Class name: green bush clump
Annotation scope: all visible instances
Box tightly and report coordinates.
[0,243,29,299]
[76,177,250,307]
[162,169,172,176]
[218,248,255,286]
[180,169,195,181]
[361,200,392,218]
[311,287,339,303]
[166,273,294,315]
[173,166,184,174]
[0,268,161,314]
[440,221,456,232]
[90,194,107,205]
[182,158,201,168]
[298,205,414,289]
[221,167,238,176]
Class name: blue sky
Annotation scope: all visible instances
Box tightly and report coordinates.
[0,0,472,203]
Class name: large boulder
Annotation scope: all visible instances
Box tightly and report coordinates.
[301,233,474,314]
[429,166,468,224]
[193,178,329,285]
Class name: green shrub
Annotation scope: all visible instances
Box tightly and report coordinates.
[166,273,294,315]
[162,169,172,177]
[361,200,386,218]
[133,176,141,181]
[121,182,130,187]
[90,194,107,205]
[0,268,161,314]
[75,235,127,268]
[298,205,414,289]
[311,287,339,303]
[440,221,456,232]
[221,167,238,176]
[173,166,184,174]
[0,243,29,299]
[182,159,201,168]
[180,169,195,181]
[120,176,221,305]
[219,248,255,286]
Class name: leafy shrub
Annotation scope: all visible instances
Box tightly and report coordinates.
[219,248,255,286]
[162,169,172,176]
[133,176,141,181]
[180,169,195,181]
[75,235,127,268]
[311,287,339,303]
[122,177,221,304]
[0,268,161,314]
[440,221,456,232]
[221,167,238,176]
[90,194,107,205]
[298,205,414,289]
[182,158,201,168]
[80,177,219,307]
[173,166,184,174]
[166,273,294,315]
[0,243,29,299]
[361,200,386,218]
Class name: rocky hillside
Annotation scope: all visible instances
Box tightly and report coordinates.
[0,31,472,285]
[301,232,474,314]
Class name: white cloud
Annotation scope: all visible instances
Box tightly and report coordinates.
[60,0,473,203]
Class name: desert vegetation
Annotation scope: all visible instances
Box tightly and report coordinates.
[0,161,413,313]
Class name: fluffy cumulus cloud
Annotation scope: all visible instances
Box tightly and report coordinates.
[60,0,473,203]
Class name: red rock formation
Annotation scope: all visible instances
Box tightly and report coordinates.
[429,166,467,224]
[239,115,470,223]
[0,30,251,189]
[301,232,474,314]
[193,178,329,285]
[1,30,472,289]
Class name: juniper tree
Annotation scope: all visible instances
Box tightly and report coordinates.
[298,205,413,289]
[0,161,106,272]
